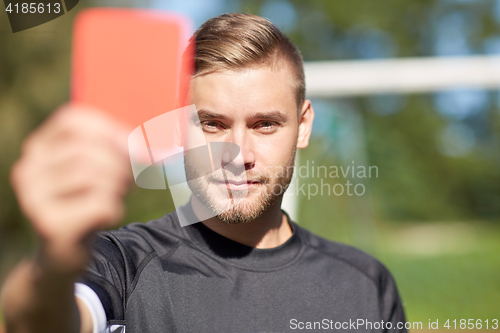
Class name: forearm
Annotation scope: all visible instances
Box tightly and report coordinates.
[1,257,81,333]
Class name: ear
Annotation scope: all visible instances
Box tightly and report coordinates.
[297,99,314,149]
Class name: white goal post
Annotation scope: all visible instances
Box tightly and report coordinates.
[282,55,500,222]
[304,55,500,97]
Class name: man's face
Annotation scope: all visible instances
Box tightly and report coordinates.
[183,64,312,224]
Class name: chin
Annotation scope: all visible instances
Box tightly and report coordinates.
[215,200,268,224]
[209,186,279,225]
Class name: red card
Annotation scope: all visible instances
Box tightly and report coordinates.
[71,8,193,132]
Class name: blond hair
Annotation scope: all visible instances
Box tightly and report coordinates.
[187,13,305,109]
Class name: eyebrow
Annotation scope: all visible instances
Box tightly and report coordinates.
[196,109,288,123]
[251,111,288,123]
[197,109,228,121]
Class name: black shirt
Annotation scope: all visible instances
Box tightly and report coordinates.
[81,204,407,332]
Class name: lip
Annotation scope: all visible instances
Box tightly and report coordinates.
[214,180,261,190]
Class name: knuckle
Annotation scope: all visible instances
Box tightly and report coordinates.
[10,159,29,190]
[20,133,38,156]
[71,169,95,187]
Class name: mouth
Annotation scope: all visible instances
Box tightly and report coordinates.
[213,179,262,190]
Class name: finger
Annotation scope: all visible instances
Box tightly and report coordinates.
[31,190,125,242]
[23,104,130,159]
[29,141,132,187]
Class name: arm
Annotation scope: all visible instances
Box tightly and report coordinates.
[0,105,131,333]
[1,260,91,333]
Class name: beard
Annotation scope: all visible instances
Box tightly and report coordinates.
[184,145,296,224]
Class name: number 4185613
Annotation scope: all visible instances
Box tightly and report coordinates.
[5,3,61,14]
[444,319,498,330]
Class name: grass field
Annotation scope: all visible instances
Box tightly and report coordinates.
[378,221,500,325]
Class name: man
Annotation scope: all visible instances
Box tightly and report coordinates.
[1,13,407,333]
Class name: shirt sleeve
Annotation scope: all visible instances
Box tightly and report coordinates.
[75,282,107,333]
[378,265,408,333]
[77,231,130,324]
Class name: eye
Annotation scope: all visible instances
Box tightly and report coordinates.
[201,121,223,133]
[255,121,278,133]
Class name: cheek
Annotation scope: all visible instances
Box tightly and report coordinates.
[255,129,298,171]
[182,125,207,149]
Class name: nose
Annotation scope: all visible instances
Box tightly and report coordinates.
[221,128,256,176]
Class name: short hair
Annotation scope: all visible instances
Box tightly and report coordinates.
[187,13,305,109]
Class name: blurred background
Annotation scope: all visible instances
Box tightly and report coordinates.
[1,0,499,329]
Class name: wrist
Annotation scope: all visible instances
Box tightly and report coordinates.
[36,234,95,277]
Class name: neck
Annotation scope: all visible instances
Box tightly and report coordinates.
[190,197,293,249]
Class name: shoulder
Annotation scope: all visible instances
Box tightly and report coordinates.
[294,223,395,289]
[83,211,184,299]
[80,211,185,319]
[292,225,407,330]
[91,210,184,268]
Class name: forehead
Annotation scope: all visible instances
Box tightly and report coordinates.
[189,66,297,118]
